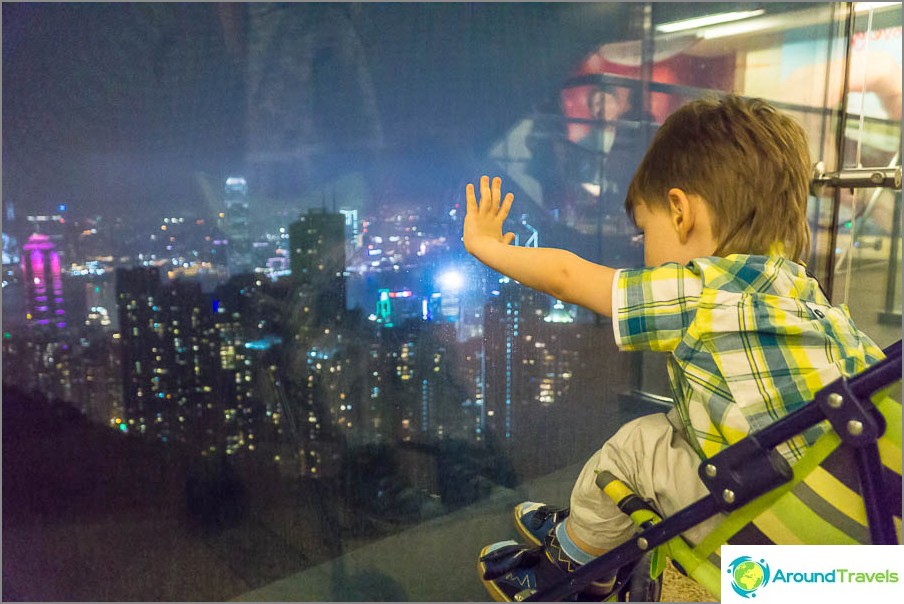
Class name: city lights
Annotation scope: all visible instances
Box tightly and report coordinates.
[437,269,465,292]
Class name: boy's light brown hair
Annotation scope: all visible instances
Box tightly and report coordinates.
[625,94,812,262]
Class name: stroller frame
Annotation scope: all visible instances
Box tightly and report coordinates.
[525,340,902,602]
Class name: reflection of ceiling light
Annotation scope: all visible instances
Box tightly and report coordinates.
[655,9,765,33]
[700,16,779,40]
[580,182,601,197]
[854,2,900,12]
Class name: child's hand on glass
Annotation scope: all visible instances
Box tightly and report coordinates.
[463,175,516,257]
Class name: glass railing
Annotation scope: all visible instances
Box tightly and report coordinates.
[2,3,900,602]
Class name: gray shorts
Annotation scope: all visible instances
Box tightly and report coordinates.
[567,409,726,551]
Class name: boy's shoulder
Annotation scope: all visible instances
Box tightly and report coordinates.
[692,255,810,295]
[623,255,825,301]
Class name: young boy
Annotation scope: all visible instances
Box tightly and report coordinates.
[463,95,885,601]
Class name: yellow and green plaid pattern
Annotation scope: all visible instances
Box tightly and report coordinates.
[614,255,885,462]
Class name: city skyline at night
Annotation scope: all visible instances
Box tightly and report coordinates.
[0,11,739,595]
[3,169,614,458]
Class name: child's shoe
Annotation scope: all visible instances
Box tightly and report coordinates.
[478,524,614,602]
[478,540,549,601]
[513,501,569,546]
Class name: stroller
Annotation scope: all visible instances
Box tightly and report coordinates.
[516,339,902,602]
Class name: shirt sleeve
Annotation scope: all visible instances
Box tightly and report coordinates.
[611,262,703,352]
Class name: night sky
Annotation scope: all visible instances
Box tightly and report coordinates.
[4,3,247,218]
[3,2,631,221]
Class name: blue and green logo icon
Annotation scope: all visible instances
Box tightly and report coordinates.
[727,556,771,598]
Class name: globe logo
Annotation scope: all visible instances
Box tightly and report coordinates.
[727,556,771,598]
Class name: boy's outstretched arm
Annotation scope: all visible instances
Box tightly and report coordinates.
[463,175,616,317]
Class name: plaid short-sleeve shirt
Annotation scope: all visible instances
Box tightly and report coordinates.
[612,254,885,462]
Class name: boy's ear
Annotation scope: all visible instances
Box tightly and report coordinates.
[667,188,695,244]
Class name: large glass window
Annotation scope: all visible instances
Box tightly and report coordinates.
[3,3,900,602]
[827,3,903,347]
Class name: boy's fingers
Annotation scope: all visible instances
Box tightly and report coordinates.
[498,192,514,222]
[491,177,502,211]
[503,232,515,246]
[465,183,477,214]
[479,175,491,214]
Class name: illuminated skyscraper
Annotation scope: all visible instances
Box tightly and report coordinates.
[2,200,20,267]
[21,233,66,329]
[481,284,523,441]
[481,280,576,442]
[223,176,253,277]
[339,209,361,251]
[289,209,346,324]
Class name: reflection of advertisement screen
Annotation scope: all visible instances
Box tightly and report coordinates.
[562,84,634,147]
[777,24,902,124]
[849,26,902,120]
[2,232,19,265]
[560,35,735,144]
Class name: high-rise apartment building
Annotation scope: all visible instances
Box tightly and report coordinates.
[289,209,347,324]
[480,281,582,442]
[116,267,221,447]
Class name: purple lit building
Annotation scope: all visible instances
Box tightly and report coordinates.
[21,233,66,329]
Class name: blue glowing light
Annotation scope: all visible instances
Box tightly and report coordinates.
[245,335,283,350]
[438,269,464,292]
